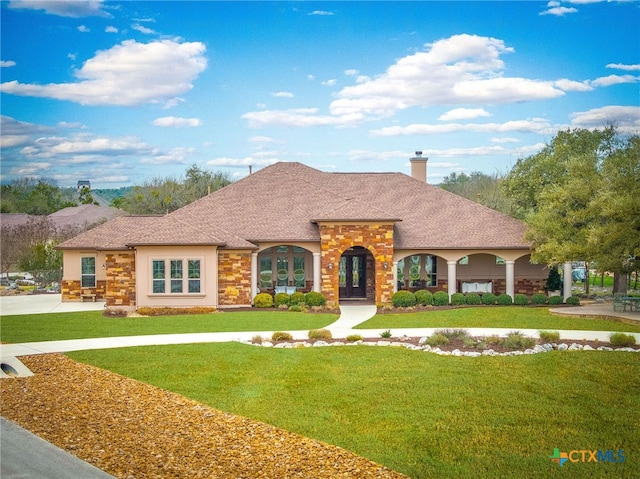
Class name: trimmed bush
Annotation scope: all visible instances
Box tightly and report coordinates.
[504,331,536,350]
[481,293,497,305]
[414,289,433,306]
[548,295,564,305]
[451,292,466,305]
[566,295,580,305]
[290,291,305,306]
[392,290,417,307]
[610,332,636,347]
[433,291,449,306]
[465,293,482,305]
[540,330,560,342]
[514,294,529,306]
[346,334,363,342]
[308,328,332,340]
[271,331,293,341]
[497,293,513,306]
[274,292,291,307]
[253,293,274,308]
[531,293,547,305]
[304,291,326,307]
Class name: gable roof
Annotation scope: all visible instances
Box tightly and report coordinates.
[59,162,529,251]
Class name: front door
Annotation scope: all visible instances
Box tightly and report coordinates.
[339,252,366,299]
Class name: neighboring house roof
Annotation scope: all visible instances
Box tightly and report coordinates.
[0,213,36,228]
[48,204,126,230]
[59,162,530,251]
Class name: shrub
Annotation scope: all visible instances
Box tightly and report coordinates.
[271,331,293,342]
[566,295,580,305]
[346,334,363,342]
[609,333,636,347]
[135,306,217,316]
[392,290,417,307]
[380,329,392,338]
[539,331,560,343]
[433,291,449,306]
[481,293,497,305]
[308,328,332,340]
[274,292,291,307]
[252,335,264,344]
[290,291,305,306]
[288,305,302,312]
[497,293,513,306]
[436,328,471,340]
[504,331,536,350]
[514,294,529,306]
[465,293,482,305]
[426,333,450,346]
[548,295,564,305]
[546,266,563,292]
[414,289,433,306]
[531,293,547,305]
[304,291,326,307]
[450,292,466,305]
[253,293,273,308]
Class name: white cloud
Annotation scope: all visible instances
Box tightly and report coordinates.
[309,10,334,16]
[570,105,640,132]
[249,136,278,143]
[330,34,564,117]
[105,26,118,33]
[344,69,359,76]
[152,116,202,128]
[1,60,16,67]
[606,63,640,71]
[371,118,554,136]
[132,24,155,35]
[242,108,365,128]
[491,137,520,144]
[141,147,195,165]
[205,157,280,168]
[8,0,110,18]
[0,39,207,106]
[439,108,491,121]
[77,25,90,33]
[554,79,593,91]
[322,79,337,86]
[591,74,639,87]
[540,1,578,16]
[271,91,294,98]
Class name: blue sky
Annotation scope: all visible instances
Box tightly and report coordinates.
[1,0,639,188]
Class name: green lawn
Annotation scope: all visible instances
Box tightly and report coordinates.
[69,343,640,479]
[357,307,640,333]
[0,310,338,343]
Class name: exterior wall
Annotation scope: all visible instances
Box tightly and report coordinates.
[318,222,395,305]
[136,245,219,309]
[217,250,252,307]
[61,250,109,301]
[105,252,136,308]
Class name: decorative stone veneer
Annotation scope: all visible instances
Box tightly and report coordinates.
[218,251,252,306]
[319,222,395,305]
[105,252,136,308]
[61,280,106,301]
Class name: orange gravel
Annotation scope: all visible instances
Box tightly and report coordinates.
[0,354,408,479]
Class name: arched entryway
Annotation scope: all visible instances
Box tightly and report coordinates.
[339,247,374,300]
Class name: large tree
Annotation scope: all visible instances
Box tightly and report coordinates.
[439,171,514,215]
[502,127,639,292]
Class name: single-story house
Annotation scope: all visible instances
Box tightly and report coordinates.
[57,158,548,309]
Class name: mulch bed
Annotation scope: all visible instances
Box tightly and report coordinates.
[0,354,407,479]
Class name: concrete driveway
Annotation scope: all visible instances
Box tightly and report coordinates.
[0,294,105,316]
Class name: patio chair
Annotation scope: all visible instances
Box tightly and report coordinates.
[613,293,627,312]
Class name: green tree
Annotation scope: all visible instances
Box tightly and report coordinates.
[439,171,513,215]
[0,178,76,214]
[502,127,639,292]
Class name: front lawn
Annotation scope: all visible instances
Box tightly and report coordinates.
[69,343,640,479]
[0,310,338,343]
[357,307,640,333]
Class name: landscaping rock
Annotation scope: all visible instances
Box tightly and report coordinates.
[557,343,569,351]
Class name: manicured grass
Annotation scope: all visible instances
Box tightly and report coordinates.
[0,310,338,343]
[357,307,640,333]
[69,343,640,479]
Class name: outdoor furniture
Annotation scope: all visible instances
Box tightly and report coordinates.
[613,293,640,312]
[285,286,297,295]
[461,281,493,294]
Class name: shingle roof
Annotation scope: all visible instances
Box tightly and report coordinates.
[59,162,529,250]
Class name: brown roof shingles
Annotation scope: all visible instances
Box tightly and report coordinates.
[59,162,529,251]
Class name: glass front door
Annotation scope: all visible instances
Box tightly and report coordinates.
[339,252,366,299]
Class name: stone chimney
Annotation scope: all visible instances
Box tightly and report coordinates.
[410,151,428,183]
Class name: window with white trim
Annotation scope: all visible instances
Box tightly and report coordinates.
[151,258,201,294]
[81,257,96,288]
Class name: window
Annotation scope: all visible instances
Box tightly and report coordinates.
[258,246,310,288]
[81,257,96,288]
[397,255,437,288]
[496,257,506,265]
[458,256,469,265]
[151,258,201,294]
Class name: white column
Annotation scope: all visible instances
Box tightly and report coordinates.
[392,261,399,293]
[563,261,572,300]
[447,261,457,299]
[506,260,515,300]
[251,252,258,301]
[313,253,321,293]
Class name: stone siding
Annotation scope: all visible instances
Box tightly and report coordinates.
[218,251,252,306]
[105,252,136,307]
[61,280,106,301]
[319,223,395,305]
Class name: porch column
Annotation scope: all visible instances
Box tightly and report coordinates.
[563,261,572,300]
[251,252,258,301]
[313,253,321,293]
[506,260,515,299]
[447,261,457,299]
[393,261,399,293]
